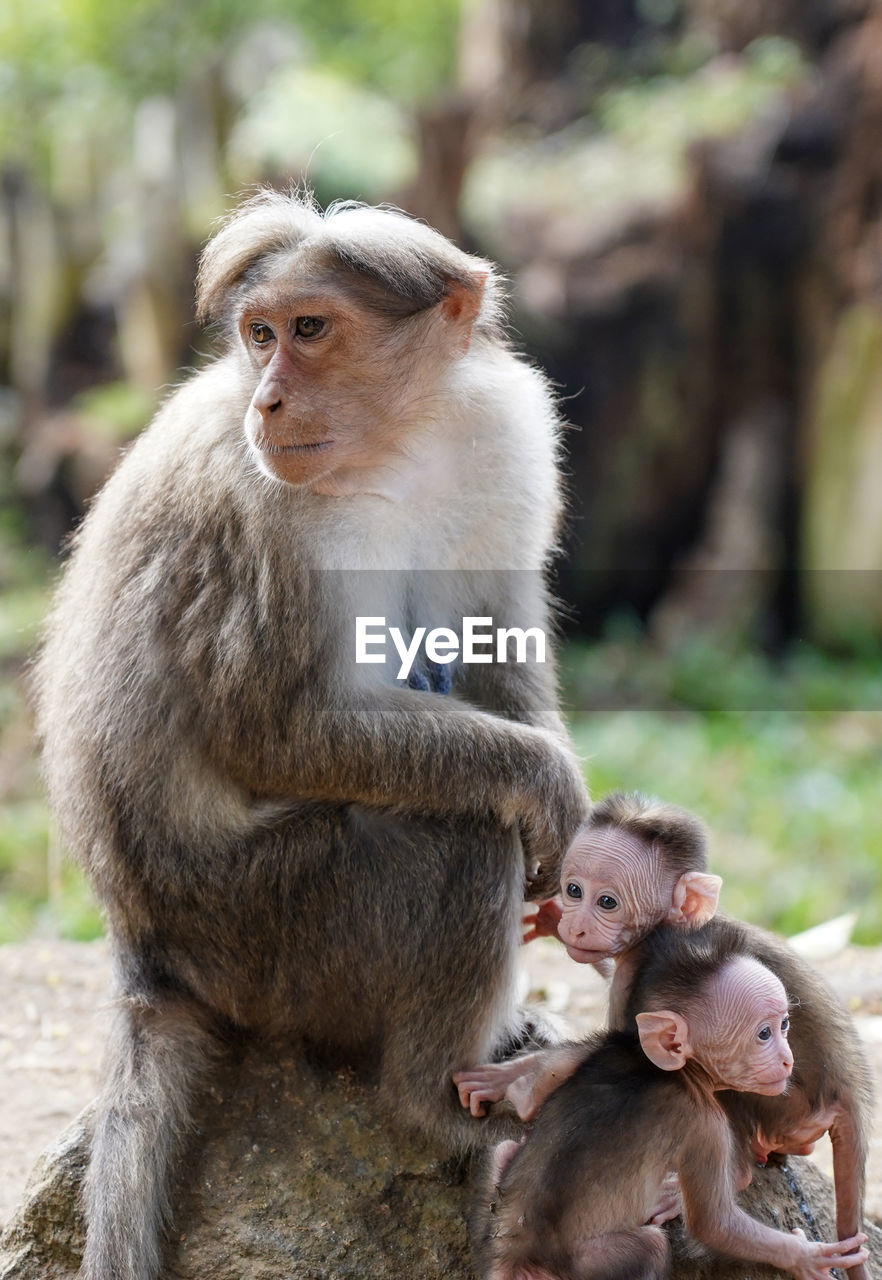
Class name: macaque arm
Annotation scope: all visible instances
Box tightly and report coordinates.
[459,639,569,739]
[830,1107,872,1280]
[208,684,587,888]
[680,1119,868,1277]
[453,1043,588,1121]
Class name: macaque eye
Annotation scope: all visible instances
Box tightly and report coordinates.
[596,894,618,911]
[565,882,583,901]
[758,1026,772,1041]
[294,316,326,339]
[781,1016,790,1034]
[249,322,275,346]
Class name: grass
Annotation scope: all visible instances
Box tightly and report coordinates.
[563,635,882,944]
[0,533,104,942]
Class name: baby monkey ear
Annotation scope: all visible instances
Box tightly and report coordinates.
[666,871,722,929]
[636,1011,692,1071]
[439,271,488,352]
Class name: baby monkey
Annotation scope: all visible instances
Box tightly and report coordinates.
[457,792,721,1121]
[472,941,868,1280]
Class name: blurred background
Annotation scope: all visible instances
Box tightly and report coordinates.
[1,0,882,944]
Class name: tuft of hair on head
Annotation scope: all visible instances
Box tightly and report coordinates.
[195,185,505,340]
[196,185,324,326]
[321,200,505,336]
[586,791,709,875]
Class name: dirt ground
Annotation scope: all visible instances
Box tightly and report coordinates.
[1,936,882,1229]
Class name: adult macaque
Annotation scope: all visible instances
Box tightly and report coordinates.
[472,943,868,1280]
[456,792,721,1121]
[627,919,875,1280]
[33,191,588,1280]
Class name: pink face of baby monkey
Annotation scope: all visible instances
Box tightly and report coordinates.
[556,825,721,965]
[637,956,794,1095]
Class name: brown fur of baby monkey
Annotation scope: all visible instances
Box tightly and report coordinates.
[31,189,588,1280]
[472,938,868,1280]
[456,792,723,1122]
[626,919,875,1280]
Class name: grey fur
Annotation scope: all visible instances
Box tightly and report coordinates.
[32,191,587,1280]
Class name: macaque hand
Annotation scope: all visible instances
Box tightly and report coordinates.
[522,897,562,943]
[453,1056,543,1121]
[646,1172,681,1225]
[519,738,588,901]
[789,1229,869,1279]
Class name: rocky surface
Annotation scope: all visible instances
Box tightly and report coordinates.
[1,938,880,1278]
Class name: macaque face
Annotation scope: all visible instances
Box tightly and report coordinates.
[556,826,674,964]
[237,253,461,495]
[691,957,793,1096]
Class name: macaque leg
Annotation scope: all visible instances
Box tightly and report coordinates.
[831,1112,871,1280]
[81,993,217,1280]
[646,1171,681,1225]
[382,1004,533,1149]
[571,1225,669,1280]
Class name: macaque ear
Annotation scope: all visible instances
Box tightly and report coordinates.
[439,272,487,350]
[666,871,722,929]
[636,1011,692,1071]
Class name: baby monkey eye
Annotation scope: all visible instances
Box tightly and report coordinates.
[249,322,275,346]
[781,1015,790,1034]
[294,316,326,339]
[565,883,582,900]
[758,1026,773,1041]
[596,894,618,911]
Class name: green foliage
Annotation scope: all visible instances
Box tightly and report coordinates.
[72,381,158,444]
[464,37,806,257]
[563,627,882,713]
[230,67,416,201]
[0,797,103,942]
[295,0,460,103]
[0,527,52,663]
[597,36,805,147]
[0,0,459,159]
[565,637,882,944]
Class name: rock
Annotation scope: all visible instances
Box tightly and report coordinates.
[2,1042,881,1279]
[0,1044,475,1280]
[669,1158,882,1278]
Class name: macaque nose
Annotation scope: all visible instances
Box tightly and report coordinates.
[252,379,284,418]
[782,1041,794,1072]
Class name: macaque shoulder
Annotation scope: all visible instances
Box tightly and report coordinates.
[453,345,564,555]
[536,1032,694,1145]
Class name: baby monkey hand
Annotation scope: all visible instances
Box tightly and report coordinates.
[454,1044,587,1121]
[788,1228,868,1280]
